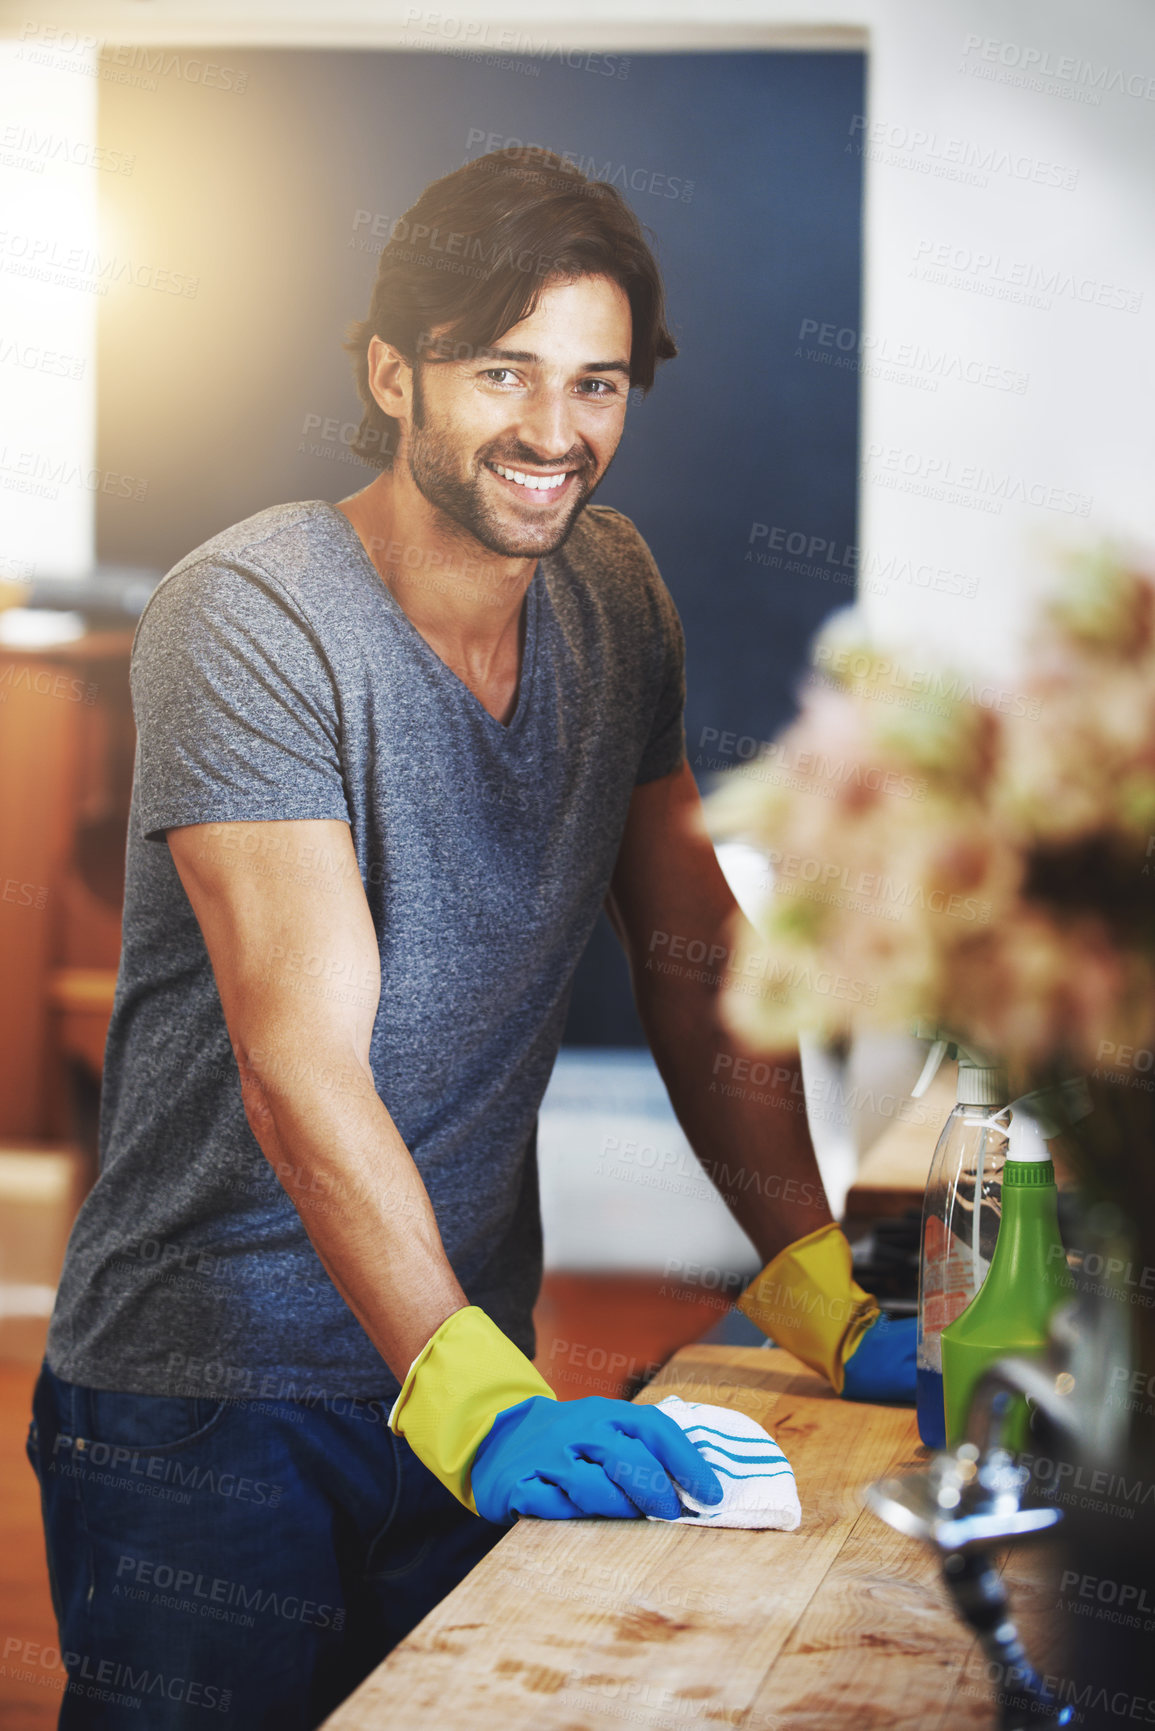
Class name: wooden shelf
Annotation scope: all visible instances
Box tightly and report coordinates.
[47,966,118,1079]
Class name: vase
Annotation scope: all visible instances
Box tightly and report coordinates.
[1039,1072,1155,1730]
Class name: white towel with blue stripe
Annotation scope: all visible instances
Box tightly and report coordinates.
[648,1396,801,1530]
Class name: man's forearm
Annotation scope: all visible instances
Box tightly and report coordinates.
[604,765,834,1264]
[633,977,834,1264]
[235,1030,468,1380]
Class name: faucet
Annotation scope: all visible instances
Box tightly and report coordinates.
[865,1349,1081,1730]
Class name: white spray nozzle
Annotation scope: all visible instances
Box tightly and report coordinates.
[1007,1105,1052,1163]
[1008,1079,1092,1147]
[911,1039,950,1099]
[910,1030,1006,1105]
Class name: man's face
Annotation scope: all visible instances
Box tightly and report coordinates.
[402,274,632,559]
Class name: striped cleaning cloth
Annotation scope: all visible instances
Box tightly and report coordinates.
[647,1395,802,1530]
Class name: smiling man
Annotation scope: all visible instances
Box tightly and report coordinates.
[30,147,912,1729]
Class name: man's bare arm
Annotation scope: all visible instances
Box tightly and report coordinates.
[605,761,834,1263]
[167,817,467,1379]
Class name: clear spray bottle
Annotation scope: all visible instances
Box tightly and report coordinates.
[913,1036,1009,1450]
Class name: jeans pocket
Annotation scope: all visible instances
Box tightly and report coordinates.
[80,1386,229,1453]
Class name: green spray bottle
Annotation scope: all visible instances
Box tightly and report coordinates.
[940,1098,1071,1449]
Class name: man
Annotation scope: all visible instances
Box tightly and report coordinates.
[29,146,912,1728]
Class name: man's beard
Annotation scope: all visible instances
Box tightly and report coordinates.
[403,367,604,558]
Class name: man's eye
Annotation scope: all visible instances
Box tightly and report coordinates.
[481,368,520,385]
[578,379,618,397]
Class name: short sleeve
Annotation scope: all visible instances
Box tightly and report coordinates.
[634,574,687,785]
[131,559,349,842]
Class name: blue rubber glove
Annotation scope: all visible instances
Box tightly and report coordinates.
[840,1313,917,1404]
[470,1395,726,1524]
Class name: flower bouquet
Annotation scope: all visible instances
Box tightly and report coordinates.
[707,547,1155,1224]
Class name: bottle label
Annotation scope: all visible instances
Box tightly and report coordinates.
[922,1215,985,1335]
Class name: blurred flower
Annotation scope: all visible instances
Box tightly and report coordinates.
[705,549,1155,1080]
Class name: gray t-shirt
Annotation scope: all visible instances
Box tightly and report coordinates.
[46,499,685,1404]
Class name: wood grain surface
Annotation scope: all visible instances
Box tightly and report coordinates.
[322,1344,1060,1729]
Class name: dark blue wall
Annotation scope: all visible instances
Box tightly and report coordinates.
[96,48,863,1043]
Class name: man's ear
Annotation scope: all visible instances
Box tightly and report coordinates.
[366,336,414,424]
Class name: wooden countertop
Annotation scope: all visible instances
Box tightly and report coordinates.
[322,1344,1058,1730]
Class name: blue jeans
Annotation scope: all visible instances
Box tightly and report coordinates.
[26,1360,506,1729]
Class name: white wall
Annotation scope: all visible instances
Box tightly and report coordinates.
[2,0,1151,668]
[856,0,1155,674]
[0,37,97,581]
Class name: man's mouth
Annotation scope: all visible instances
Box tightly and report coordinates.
[485,460,578,498]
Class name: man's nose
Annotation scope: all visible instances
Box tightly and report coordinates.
[511,387,579,463]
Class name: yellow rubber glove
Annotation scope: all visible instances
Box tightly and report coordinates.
[736,1222,879,1394]
[388,1305,555,1513]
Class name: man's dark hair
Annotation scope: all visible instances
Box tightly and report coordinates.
[344,146,677,470]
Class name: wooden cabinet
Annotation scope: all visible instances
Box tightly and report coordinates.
[0,628,134,1139]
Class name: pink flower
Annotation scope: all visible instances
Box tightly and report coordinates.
[706,551,1155,1075]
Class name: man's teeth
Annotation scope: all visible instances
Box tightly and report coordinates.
[491,463,569,492]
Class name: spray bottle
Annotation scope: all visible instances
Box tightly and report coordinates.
[940,1097,1071,1448]
[913,1034,1010,1449]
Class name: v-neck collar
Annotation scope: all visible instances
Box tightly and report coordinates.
[318,500,541,737]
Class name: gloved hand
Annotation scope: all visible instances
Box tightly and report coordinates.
[472,1394,724,1523]
[389,1305,723,1522]
[736,1222,916,1404]
[840,1311,917,1404]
